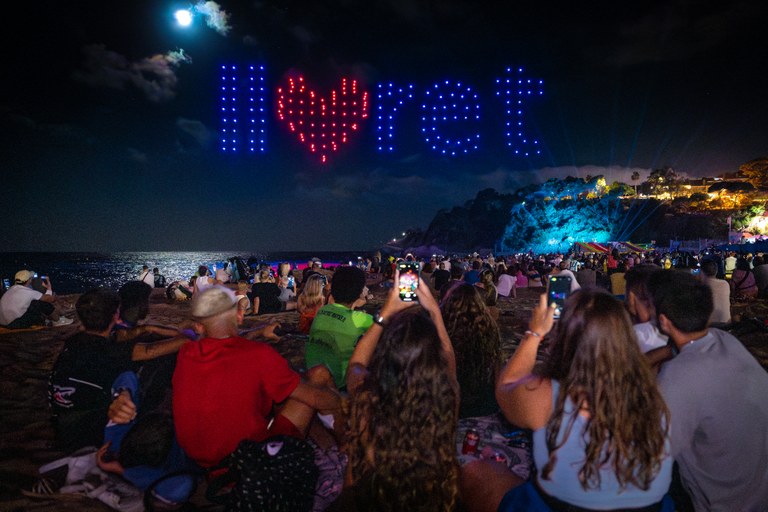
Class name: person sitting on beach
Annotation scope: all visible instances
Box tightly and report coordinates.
[331,274,459,511]
[464,259,483,285]
[496,265,517,298]
[214,262,230,283]
[48,288,192,451]
[0,270,72,328]
[138,266,154,288]
[297,274,327,334]
[440,282,500,419]
[302,258,323,287]
[701,259,731,325]
[651,270,768,510]
[249,268,297,315]
[623,264,667,350]
[306,266,373,389]
[112,281,181,343]
[475,269,500,321]
[165,279,193,302]
[432,261,452,292]
[549,260,581,292]
[463,289,673,512]
[276,262,297,302]
[440,264,466,301]
[169,286,341,469]
[234,280,252,314]
[730,257,758,299]
[152,268,166,288]
[193,265,216,295]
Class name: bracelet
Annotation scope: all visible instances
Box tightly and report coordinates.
[524,330,542,338]
[373,313,387,327]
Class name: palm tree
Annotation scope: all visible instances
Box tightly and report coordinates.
[631,171,640,195]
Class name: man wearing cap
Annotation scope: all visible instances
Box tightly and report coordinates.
[0,270,71,328]
[168,286,341,468]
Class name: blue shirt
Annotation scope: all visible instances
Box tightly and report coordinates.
[533,381,672,509]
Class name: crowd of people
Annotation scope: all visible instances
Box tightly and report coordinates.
[8,246,768,511]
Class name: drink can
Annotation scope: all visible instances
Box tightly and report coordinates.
[461,429,479,455]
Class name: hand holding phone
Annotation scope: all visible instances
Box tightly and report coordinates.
[397,262,420,302]
[547,275,572,319]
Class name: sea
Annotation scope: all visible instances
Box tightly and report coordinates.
[0,251,376,295]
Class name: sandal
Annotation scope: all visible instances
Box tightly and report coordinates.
[20,477,85,500]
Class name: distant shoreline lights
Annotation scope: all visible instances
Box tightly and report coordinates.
[218,65,544,163]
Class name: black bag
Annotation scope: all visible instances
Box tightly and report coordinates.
[206,435,319,512]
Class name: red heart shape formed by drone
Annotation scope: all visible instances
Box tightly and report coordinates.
[276,76,369,163]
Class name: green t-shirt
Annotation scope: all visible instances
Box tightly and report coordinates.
[305,303,373,388]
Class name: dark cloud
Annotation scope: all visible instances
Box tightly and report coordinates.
[72,45,192,103]
[176,118,213,149]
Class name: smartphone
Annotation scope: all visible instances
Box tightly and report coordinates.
[320,275,328,287]
[288,276,295,288]
[547,275,572,319]
[691,268,701,276]
[2,278,10,290]
[397,262,420,302]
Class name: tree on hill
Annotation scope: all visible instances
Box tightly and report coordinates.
[739,158,768,189]
[646,167,680,196]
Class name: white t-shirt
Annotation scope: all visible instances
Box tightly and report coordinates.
[215,268,230,283]
[139,270,155,288]
[556,269,581,292]
[704,276,731,324]
[0,285,43,325]
[496,274,517,297]
[194,275,215,294]
[633,321,668,353]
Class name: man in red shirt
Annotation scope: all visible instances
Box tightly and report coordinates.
[109,285,341,469]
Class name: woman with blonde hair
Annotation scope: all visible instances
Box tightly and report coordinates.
[297,273,326,334]
[463,289,673,512]
[331,273,460,511]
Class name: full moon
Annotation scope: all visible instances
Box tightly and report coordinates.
[175,9,193,27]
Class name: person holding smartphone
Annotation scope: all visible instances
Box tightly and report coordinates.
[334,270,459,511]
[463,290,673,512]
[0,270,72,328]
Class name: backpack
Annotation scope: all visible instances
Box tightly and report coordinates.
[206,435,319,512]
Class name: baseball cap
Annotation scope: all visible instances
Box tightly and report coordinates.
[15,270,35,284]
[190,285,238,319]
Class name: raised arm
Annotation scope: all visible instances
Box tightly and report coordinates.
[346,270,415,394]
[495,294,555,430]
[414,278,456,380]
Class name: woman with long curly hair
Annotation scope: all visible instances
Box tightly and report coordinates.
[296,273,326,334]
[330,272,460,512]
[440,282,501,418]
[462,289,673,512]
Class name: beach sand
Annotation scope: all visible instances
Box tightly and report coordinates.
[1,284,765,511]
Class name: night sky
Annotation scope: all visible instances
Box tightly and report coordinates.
[2,0,766,252]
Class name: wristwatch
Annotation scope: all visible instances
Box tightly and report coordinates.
[374,312,387,327]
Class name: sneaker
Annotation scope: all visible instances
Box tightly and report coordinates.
[51,316,74,327]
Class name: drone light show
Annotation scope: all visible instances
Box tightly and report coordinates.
[219,64,544,163]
